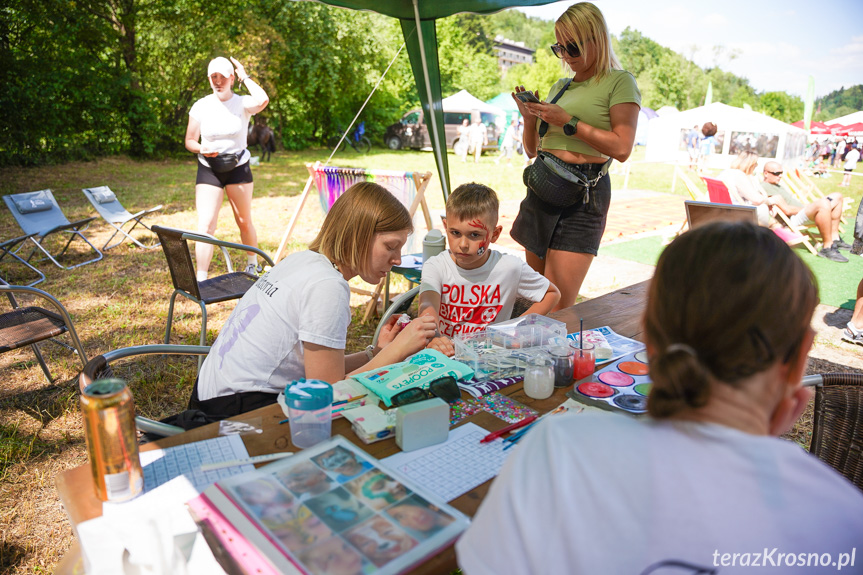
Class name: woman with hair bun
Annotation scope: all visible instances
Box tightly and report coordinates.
[457,221,863,574]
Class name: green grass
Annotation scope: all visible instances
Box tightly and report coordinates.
[601,233,863,310]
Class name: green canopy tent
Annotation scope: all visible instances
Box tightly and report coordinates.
[309,0,558,200]
[486,91,522,124]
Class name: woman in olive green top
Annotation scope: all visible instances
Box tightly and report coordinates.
[512,2,641,310]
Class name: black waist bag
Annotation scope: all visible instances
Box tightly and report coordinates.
[208,153,241,173]
[523,152,610,208]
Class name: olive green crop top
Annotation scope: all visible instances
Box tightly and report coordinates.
[537,69,641,158]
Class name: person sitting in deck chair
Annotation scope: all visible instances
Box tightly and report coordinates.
[758,161,849,263]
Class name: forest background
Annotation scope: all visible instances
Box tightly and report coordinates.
[3,0,863,166]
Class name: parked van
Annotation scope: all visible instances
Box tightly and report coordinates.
[384,109,501,152]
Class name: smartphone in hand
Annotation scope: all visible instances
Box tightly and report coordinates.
[515,91,541,104]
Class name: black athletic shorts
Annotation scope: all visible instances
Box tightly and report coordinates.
[196,159,254,187]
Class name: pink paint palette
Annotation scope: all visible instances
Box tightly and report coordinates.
[566,350,652,414]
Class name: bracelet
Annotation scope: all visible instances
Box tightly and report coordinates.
[238,75,249,83]
[364,345,375,361]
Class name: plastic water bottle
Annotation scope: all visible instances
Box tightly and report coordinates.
[422,229,446,263]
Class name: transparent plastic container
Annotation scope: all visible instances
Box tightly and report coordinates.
[453,314,568,382]
[284,379,333,448]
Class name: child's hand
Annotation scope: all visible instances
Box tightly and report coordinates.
[426,335,455,357]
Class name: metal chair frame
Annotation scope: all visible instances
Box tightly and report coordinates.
[1,282,88,382]
[2,189,103,271]
[78,344,211,437]
[82,186,163,251]
[152,226,275,358]
[0,234,46,286]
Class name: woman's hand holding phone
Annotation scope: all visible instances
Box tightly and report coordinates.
[512,86,541,119]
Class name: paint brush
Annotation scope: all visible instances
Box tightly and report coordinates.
[579,318,584,357]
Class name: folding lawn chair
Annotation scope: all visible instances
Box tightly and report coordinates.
[698,178,818,255]
[2,189,102,270]
[82,186,163,250]
[0,234,45,286]
[1,279,89,383]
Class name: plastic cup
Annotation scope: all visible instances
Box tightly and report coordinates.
[573,343,596,381]
[285,379,333,448]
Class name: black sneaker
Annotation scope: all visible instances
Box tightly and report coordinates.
[817,247,849,263]
[832,237,852,251]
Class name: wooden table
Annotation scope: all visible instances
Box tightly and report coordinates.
[55,280,649,574]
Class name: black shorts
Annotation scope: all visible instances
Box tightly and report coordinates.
[511,168,611,258]
[196,159,254,187]
[846,168,854,173]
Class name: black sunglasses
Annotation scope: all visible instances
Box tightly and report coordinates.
[766,170,784,176]
[391,376,461,407]
[550,42,582,59]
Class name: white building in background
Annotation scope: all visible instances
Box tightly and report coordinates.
[493,36,534,73]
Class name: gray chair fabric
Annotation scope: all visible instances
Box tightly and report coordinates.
[82,186,163,250]
[2,189,102,270]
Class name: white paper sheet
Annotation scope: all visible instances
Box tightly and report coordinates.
[382,422,511,501]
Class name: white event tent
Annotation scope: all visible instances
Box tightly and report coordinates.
[827,110,863,126]
[645,102,808,169]
[441,90,505,118]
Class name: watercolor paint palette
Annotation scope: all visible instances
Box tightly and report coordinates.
[566,350,651,414]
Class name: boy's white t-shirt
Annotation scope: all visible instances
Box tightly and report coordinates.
[420,250,549,338]
[197,250,351,400]
[189,92,254,167]
[457,413,863,574]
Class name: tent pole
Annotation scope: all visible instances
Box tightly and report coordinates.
[412,0,449,200]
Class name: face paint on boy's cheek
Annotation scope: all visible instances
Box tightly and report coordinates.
[468,219,491,256]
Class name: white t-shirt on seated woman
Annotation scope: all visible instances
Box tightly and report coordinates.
[196,250,351,401]
[457,412,863,574]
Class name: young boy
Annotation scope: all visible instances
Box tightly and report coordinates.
[419,183,560,355]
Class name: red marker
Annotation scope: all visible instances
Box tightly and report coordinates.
[479,415,538,443]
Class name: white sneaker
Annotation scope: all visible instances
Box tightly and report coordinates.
[244,263,262,276]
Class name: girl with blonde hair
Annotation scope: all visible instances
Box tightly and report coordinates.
[192,182,437,418]
[510,2,641,311]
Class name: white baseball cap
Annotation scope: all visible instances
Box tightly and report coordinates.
[207,57,234,78]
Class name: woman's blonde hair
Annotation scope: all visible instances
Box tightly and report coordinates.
[730,150,759,175]
[644,221,818,419]
[309,182,412,277]
[555,2,620,81]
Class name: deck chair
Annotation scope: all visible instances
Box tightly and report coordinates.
[1,280,88,383]
[152,225,275,360]
[79,344,210,437]
[699,177,818,254]
[673,167,706,201]
[0,234,45,286]
[82,186,163,250]
[803,373,863,492]
[2,189,102,270]
[700,176,735,204]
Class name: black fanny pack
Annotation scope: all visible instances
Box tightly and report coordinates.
[207,153,241,173]
[523,152,610,207]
